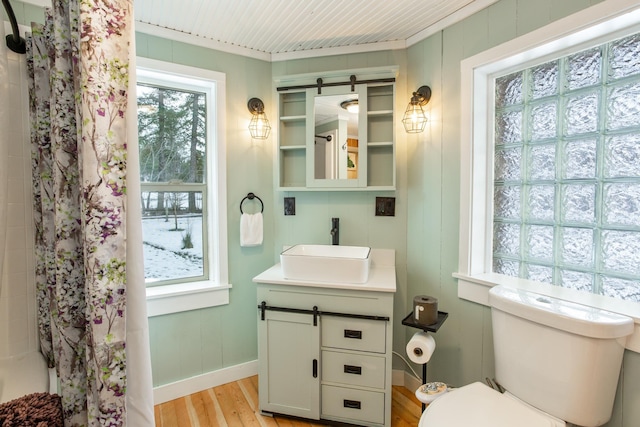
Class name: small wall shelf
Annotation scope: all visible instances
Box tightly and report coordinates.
[401,311,448,333]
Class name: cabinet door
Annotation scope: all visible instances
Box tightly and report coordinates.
[258,310,320,419]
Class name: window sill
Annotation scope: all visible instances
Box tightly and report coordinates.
[453,272,640,353]
[146,281,232,317]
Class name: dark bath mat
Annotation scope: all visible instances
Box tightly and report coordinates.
[0,392,63,426]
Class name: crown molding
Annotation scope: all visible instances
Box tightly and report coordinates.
[135,21,272,62]
[406,0,500,47]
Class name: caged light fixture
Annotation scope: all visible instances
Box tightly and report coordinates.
[247,97,271,139]
[402,86,431,133]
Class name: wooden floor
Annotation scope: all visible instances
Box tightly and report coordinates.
[154,375,422,427]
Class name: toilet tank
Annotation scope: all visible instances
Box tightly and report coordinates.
[488,286,634,427]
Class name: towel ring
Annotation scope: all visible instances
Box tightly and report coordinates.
[240,192,264,214]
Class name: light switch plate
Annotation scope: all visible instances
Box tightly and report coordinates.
[375,197,395,216]
[284,197,296,215]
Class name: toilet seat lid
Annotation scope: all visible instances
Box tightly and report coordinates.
[419,382,565,427]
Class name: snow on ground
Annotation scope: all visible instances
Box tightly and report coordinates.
[142,216,203,283]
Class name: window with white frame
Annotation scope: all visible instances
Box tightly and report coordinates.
[457,1,640,330]
[137,58,229,315]
[137,82,208,285]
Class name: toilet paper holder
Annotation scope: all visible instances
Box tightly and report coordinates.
[402,310,449,411]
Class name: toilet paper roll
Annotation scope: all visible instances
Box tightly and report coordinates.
[406,331,436,364]
[414,295,438,326]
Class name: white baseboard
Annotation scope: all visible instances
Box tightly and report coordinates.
[153,359,258,405]
[392,368,422,391]
[392,368,405,386]
[402,370,422,391]
[154,364,418,405]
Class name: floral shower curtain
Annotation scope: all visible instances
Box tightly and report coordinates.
[26,0,153,426]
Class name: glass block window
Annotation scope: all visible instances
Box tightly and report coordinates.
[493,33,640,303]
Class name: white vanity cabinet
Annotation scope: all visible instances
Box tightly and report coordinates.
[254,249,396,427]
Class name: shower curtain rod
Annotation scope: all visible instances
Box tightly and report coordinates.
[2,0,26,54]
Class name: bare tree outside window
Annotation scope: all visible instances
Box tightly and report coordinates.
[137,84,207,285]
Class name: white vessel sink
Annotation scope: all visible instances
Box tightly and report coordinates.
[280,244,371,284]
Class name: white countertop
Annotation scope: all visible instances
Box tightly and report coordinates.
[253,248,396,293]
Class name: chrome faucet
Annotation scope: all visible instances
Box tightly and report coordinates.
[330,217,339,245]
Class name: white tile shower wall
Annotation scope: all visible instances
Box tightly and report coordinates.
[0,48,36,359]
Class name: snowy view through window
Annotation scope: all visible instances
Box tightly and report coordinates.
[137,82,208,285]
[141,209,203,283]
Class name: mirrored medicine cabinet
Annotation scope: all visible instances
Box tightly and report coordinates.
[275,67,397,191]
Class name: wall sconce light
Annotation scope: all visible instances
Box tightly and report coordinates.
[402,86,431,133]
[340,99,359,114]
[247,97,271,139]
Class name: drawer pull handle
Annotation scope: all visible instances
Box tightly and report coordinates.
[344,329,362,339]
[312,359,318,378]
[344,364,362,375]
[343,399,361,410]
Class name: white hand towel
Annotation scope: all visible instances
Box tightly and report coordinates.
[240,212,263,247]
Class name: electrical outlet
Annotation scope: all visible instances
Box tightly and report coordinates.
[284,197,296,215]
[375,197,395,216]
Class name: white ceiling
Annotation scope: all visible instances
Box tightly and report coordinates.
[133,0,499,61]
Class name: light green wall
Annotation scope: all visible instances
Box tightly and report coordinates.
[135,33,276,386]
[138,41,414,384]
[7,1,640,425]
[405,0,640,426]
[272,50,412,369]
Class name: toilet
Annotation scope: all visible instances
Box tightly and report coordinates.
[419,285,634,427]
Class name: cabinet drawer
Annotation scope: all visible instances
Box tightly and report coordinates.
[322,350,385,389]
[321,384,385,425]
[322,316,386,353]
